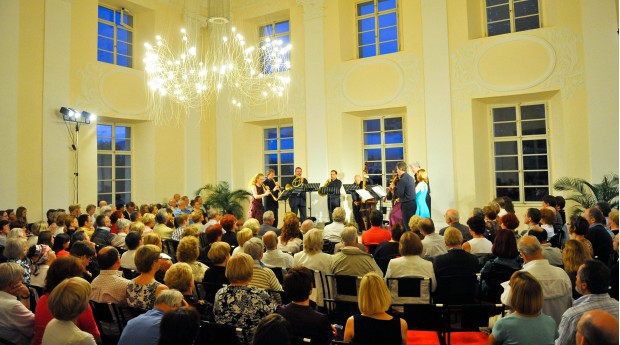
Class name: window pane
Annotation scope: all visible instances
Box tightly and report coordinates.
[486,4,510,22]
[496,172,519,186]
[385,147,404,160]
[280,127,293,138]
[115,193,131,205]
[117,55,132,67]
[358,18,375,32]
[496,187,520,202]
[264,154,278,165]
[265,165,278,175]
[378,12,397,29]
[359,45,376,58]
[117,42,132,56]
[98,6,114,22]
[116,155,131,167]
[97,124,112,137]
[116,180,131,193]
[379,27,397,42]
[278,35,290,46]
[514,0,539,17]
[378,0,397,11]
[364,148,382,161]
[264,128,277,139]
[98,167,112,180]
[122,14,133,28]
[522,120,546,135]
[384,131,403,144]
[280,138,294,150]
[515,15,540,32]
[280,153,294,164]
[486,0,509,6]
[98,194,113,205]
[495,156,518,171]
[115,139,131,151]
[524,171,549,185]
[260,25,273,37]
[265,139,278,151]
[383,117,402,130]
[117,29,133,43]
[524,187,549,202]
[97,154,112,166]
[493,107,516,122]
[98,37,114,52]
[98,181,112,193]
[379,41,398,55]
[364,133,381,145]
[386,161,398,173]
[281,165,294,176]
[494,141,518,156]
[521,104,545,120]
[366,162,382,175]
[359,31,376,46]
[522,139,547,154]
[275,21,289,34]
[488,20,511,36]
[116,167,131,179]
[364,119,381,132]
[493,122,517,137]
[523,155,548,170]
[369,175,383,185]
[116,126,130,139]
[97,138,112,150]
[98,22,114,38]
[357,1,375,16]
[98,50,114,64]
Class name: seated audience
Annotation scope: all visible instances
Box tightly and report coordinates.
[171,214,189,241]
[142,214,155,235]
[439,209,472,241]
[522,207,542,236]
[253,314,293,345]
[293,229,332,274]
[112,218,130,249]
[153,210,174,240]
[176,236,207,282]
[528,226,563,266]
[258,211,279,237]
[278,214,303,254]
[462,216,493,254]
[576,310,619,345]
[4,238,30,284]
[91,214,115,247]
[118,289,185,345]
[37,231,53,248]
[42,277,96,345]
[569,215,594,256]
[28,221,48,248]
[90,246,130,304]
[300,219,315,235]
[277,267,334,345]
[499,212,521,241]
[0,263,34,345]
[343,272,407,345]
[479,229,520,302]
[483,205,499,242]
[51,233,70,257]
[33,256,100,345]
[70,241,97,281]
[120,231,142,271]
[27,244,55,288]
[556,259,618,345]
[419,218,447,257]
[232,228,254,256]
[126,244,169,310]
[158,307,200,345]
[262,231,294,269]
[539,207,557,242]
[220,214,239,248]
[583,207,614,263]
[243,218,261,237]
[385,231,436,295]
[373,223,406,262]
[164,263,208,316]
[323,207,346,243]
[202,242,231,285]
[331,226,382,276]
[408,215,424,240]
[361,210,391,251]
[214,253,277,341]
[489,271,558,345]
[244,238,283,292]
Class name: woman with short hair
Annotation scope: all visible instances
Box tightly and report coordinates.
[344,272,407,345]
[489,271,558,345]
[563,239,592,299]
[126,244,169,310]
[568,215,594,256]
[232,228,254,256]
[4,237,30,284]
[0,262,34,345]
[385,232,436,293]
[479,229,520,302]
[202,242,231,285]
[176,236,208,282]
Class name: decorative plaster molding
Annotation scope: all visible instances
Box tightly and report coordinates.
[342,58,404,107]
[296,0,325,20]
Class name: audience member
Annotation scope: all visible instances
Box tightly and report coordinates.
[69,241,97,281]
[176,236,207,282]
[202,242,231,285]
[439,209,472,241]
[164,263,207,315]
[243,218,261,237]
[91,214,115,247]
[36,231,53,248]
[27,244,56,288]
[528,226,563,266]
[0,262,34,345]
[522,207,542,236]
[539,207,557,242]
[419,218,447,257]
[279,213,303,253]
[51,233,70,257]
[126,244,169,309]
[332,227,382,276]
[4,237,30,284]
[462,216,492,254]
[120,231,142,271]
[479,230,520,302]
[407,215,424,240]
[253,314,293,345]
[609,209,619,236]
[323,207,346,243]
[373,223,405,261]
[153,210,174,240]
[233,228,254,255]
[262,231,294,269]
[244,238,283,292]
[220,214,238,247]
[142,214,155,235]
[583,207,614,263]
[28,221,48,248]
[576,310,619,345]
[158,307,200,345]
[90,246,130,304]
[569,215,594,256]
[385,232,437,298]
[258,211,279,237]
[112,218,130,249]
[300,219,315,235]
[499,213,521,240]
[361,210,391,252]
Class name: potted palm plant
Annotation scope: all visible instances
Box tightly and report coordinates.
[195,181,251,220]
[553,173,618,216]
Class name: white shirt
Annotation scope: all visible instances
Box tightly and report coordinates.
[421,233,448,257]
[323,222,345,242]
[90,270,131,304]
[42,319,96,345]
[0,291,34,345]
[385,255,437,292]
[278,237,302,254]
[262,249,294,269]
[30,265,49,288]
[120,250,137,270]
[541,224,555,240]
[293,251,332,275]
[467,237,493,254]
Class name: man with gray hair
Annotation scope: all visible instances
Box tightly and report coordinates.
[204,208,221,230]
[323,207,346,242]
[0,262,34,345]
[576,310,619,345]
[300,219,315,235]
[262,231,293,269]
[243,238,283,292]
[259,211,280,237]
[331,226,382,276]
[438,209,472,241]
[118,289,185,345]
[500,236,572,325]
[153,209,174,240]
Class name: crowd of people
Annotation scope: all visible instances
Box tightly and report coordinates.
[0,188,618,345]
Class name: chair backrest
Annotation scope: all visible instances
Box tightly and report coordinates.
[434,274,477,305]
[199,320,247,345]
[195,281,225,303]
[366,244,378,255]
[89,301,127,336]
[121,268,139,280]
[322,240,336,254]
[387,276,432,305]
[268,266,285,284]
[311,270,326,307]
[163,239,179,258]
[325,274,361,302]
[402,303,446,331]
[474,253,493,269]
[374,256,396,275]
[268,289,292,305]
[445,304,504,332]
[479,263,518,303]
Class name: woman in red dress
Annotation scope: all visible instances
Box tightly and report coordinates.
[249,173,271,224]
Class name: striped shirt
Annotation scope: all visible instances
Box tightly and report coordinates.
[249,262,282,292]
[556,293,619,345]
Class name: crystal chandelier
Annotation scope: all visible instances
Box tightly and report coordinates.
[143,5,292,124]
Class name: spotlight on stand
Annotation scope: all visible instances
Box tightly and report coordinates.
[59,107,94,124]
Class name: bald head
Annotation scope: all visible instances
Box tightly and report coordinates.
[517,236,543,262]
[262,231,278,250]
[301,220,315,234]
[577,310,619,345]
[99,200,108,208]
[445,209,459,224]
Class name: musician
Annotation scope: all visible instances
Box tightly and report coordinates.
[263,169,280,227]
[395,161,416,231]
[327,170,342,223]
[352,174,370,231]
[410,162,431,216]
[249,173,270,224]
[289,167,309,222]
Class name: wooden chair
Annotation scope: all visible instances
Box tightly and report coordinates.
[386,276,432,306]
[198,320,248,345]
[443,304,504,345]
[195,281,226,304]
[324,274,362,325]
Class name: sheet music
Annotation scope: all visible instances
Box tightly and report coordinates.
[371,185,387,197]
[356,189,374,200]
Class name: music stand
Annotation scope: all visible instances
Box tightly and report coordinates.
[278,189,293,213]
[304,183,320,218]
[318,186,341,196]
[343,184,358,196]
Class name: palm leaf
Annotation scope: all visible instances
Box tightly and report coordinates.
[553,177,592,195]
[195,181,251,220]
[554,173,619,216]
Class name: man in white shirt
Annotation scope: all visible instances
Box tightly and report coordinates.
[527,227,563,266]
[262,231,293,269]
[91,246,131,304]
[120,232,141,271]
[419,218,447,257]
[323,207,346,243]
[500,236,572,326]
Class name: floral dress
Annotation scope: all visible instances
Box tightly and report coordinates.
[126,280,161,310]
[214,285,277,341]
[249,185,265,223]
[8,258,31,285]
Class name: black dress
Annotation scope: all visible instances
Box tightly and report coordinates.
[352,314,402,345]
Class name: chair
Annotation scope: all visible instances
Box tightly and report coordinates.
[121,268,139,279]
[27,285,44,312]
[195,281,226,304]
[401,303,447,345]
[268,266,285,284]
[478,262,518,303]
[444,304,504,345]
[366,244,378,255]
[268,289,292,305]
[311,270,327,308]
[474,253,493,269]
[322,240,336,254]
[387,276,432,306]
[162,239,179,258]
[198,320,248,345]
[434,274,478,305]
[374,255,396,275]
[89,301,127,340]
[324,275,362,325]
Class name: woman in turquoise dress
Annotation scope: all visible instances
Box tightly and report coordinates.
[415,169,430,218]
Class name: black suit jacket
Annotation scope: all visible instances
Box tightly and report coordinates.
[327,179,342,201]
[433,248,480,303]
[395,172,415,203]
[586,224,613,263]
[263,178,279,208]
[277,303,333,345]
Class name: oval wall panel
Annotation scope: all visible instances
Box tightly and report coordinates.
[99,69,148,115]
[343,59,404,106]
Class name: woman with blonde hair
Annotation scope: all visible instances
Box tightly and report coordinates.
[249,173,270,224]
[232,228,254,256]
[278,213,302,254]
[414,169,430,218]
[489,271,558,345]
[563,239,592,299]
[126,244,169,310]
[344,272,407,345]
[176,236,208,282]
